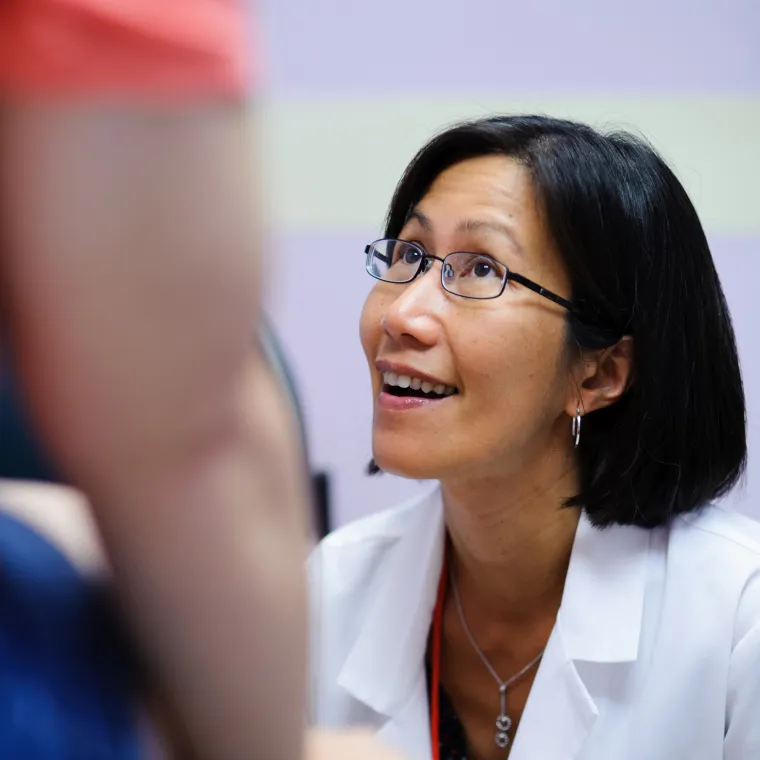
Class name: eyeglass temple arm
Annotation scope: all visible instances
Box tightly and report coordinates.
[508,272,575,312]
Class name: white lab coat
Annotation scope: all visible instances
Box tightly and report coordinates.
[308,486,760,759]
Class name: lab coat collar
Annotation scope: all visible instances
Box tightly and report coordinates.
[558,509,650,664]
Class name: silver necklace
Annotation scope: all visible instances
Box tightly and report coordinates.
[451,571,544,751]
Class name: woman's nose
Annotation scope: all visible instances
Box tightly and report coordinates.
[380,264,444,348]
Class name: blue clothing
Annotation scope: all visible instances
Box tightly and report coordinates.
[0,511,139,759]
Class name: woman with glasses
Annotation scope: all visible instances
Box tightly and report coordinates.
[309,116,760,760]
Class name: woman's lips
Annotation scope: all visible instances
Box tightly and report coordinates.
[378,391,456,411]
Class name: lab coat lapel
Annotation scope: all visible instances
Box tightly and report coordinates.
[510,512,651,760]
[507,622,599,760]
[374,672,433,760]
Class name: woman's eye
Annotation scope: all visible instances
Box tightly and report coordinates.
[402,248,422,265]
[468,258,502,278]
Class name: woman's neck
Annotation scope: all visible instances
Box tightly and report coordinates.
[441,461,581,624]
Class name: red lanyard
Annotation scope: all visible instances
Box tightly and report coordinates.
[429,554,448,760]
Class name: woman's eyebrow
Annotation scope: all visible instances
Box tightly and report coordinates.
[406,208,433,230]
[456,218,524,255]
[406,208,523,256]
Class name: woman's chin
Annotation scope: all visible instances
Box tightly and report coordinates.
[372,453,443,482]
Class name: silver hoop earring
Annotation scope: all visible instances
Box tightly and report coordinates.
[571,407,582,448]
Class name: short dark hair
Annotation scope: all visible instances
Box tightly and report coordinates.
[379,114,746,528]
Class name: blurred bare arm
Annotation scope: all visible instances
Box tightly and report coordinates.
[1,100,309,760]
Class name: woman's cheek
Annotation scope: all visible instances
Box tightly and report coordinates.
[359,292,385,356]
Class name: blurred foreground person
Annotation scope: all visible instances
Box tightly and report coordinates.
[0,3,407,760]
[0,2,308,755]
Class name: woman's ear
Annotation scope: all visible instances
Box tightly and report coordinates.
[566,336,634,417]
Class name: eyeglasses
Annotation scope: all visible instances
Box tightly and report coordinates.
[364,239,574,311]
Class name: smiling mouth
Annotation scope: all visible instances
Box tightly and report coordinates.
[382,371,459,400]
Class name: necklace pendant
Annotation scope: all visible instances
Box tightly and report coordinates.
[495,713,512,748]
[494,683,512,748]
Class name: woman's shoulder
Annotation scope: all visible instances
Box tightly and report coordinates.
[308,485,442,601]
[310,486,440,566]
[672,505,760,644]
[677,503,760,553]
[308,486,444,724]
[318,487,439,549]
[674,504,760,578]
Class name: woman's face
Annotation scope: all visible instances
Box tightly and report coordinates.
[360,155,578,482]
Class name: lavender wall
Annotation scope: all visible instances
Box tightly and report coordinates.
[258,0,760,525]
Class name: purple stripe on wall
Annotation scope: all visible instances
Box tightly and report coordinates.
[259,0,759,96]
[267,232,760,526]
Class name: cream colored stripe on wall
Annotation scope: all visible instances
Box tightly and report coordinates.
[260,96,760,237]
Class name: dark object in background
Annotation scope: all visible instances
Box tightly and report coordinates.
[259,321,332,539]
[0,322,332,538]
[311,472,331,540]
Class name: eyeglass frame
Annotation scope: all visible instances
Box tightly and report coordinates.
[364,238,575,313]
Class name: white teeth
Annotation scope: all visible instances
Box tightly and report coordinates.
[382,371,458,397]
